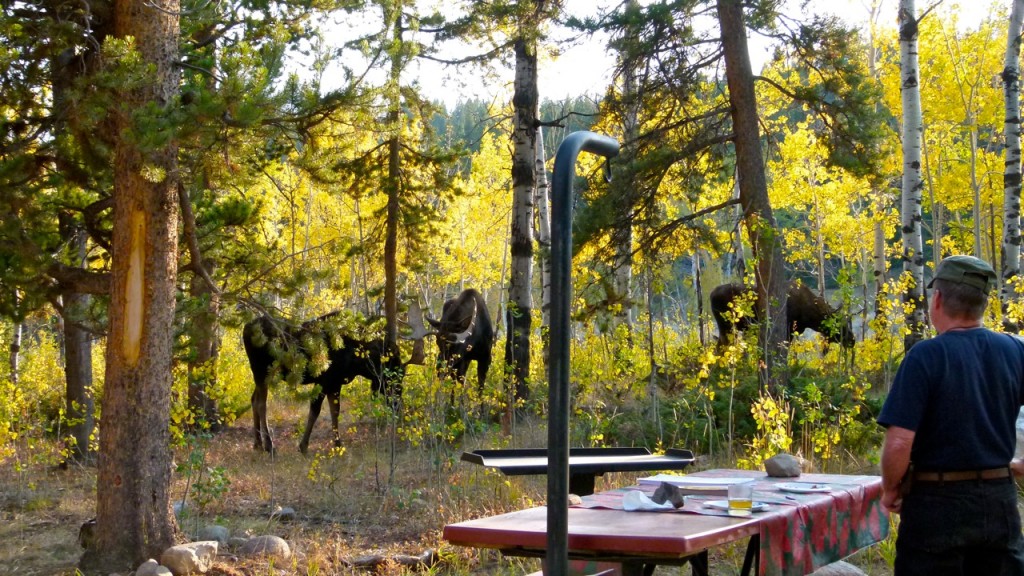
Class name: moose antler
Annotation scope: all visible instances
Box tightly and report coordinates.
[400,299,434,366]
[451,300,477,343]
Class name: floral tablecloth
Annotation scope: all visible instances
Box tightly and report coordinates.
[573,469,890,576]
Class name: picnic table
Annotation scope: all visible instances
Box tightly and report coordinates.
[443,468,889,576]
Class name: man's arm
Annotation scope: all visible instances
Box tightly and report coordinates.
[880,425,915,514]
[1012,458,1024,477]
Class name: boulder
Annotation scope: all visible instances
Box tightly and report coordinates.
[159,541,218,575]
[270,506,296,523]
[764,453,802,478]
[197,525,230,545]
[239,535,291,562]
[808,560,867,576]
[172,501,189,519]
[135,559,173,576]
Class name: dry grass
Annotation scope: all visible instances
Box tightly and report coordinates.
[0,397,894,576]
[0,398,557,576]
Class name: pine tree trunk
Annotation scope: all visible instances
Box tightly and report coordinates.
[62,225,95,463]
[187,265,221,430]
[717,0,788,392]
[380,7,404,399]
[8,318,20,385]
[1002,0,1024,328]
[611,0,640,327]
[81,0,181,570]
[63,291,95,463]
[186,24,222,429]
[506,37,536,404]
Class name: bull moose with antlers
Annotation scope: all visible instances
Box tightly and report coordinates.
[426,288,494,391]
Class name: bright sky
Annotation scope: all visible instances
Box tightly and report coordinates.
[327,0,997,110]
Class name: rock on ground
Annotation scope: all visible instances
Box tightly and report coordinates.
[239,535,291,562]
[159,541,218,575]
[807,561,867,576]
[135,559,173,576]
[197,525,230,545]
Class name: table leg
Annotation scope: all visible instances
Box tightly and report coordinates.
[688,550,708,576]
[569,473,597,496]
[739,534,760,576]
[619,560,646,576]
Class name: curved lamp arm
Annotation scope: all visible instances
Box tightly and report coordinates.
[547,131,620,576]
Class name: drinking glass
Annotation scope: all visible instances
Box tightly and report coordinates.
[727,481,754,517]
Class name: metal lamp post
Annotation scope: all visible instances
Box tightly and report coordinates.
[547,131,619,576]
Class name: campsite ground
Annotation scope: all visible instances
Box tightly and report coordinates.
[1,399,898,576]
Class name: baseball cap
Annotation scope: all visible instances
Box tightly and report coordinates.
[927,255,997,292]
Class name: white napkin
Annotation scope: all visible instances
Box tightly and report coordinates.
[622,490,675,511]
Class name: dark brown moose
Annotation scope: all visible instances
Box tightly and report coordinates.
[426,288,494,391]
[709,281,854,349]
[243,304,428,454]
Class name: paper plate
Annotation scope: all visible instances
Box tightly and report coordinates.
[702,500,770,512]
[775,482,832,494]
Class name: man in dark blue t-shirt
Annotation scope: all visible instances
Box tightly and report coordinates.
[878,255,1024,576]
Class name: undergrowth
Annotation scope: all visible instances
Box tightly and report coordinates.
[0,302,912,575]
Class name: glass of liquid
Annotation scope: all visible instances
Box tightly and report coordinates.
[728,480,754,517]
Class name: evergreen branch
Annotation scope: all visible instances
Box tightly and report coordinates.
[176,61,225,84]
[177,181,220,296]
[233,240,339,299]
[416,42,512,66]
[46,263,110,296]
[537,110,599,128]
[83,197,113,252]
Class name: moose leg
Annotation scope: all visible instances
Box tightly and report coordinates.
[476,355,491,395]
[299,392,325,455]
[251,386,273,453]
[327,393,342,448]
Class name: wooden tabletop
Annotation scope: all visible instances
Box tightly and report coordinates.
[443,505,760,561]
[443,470,888,576]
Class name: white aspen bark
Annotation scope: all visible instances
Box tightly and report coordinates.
[921,123,942,271]
[970,124,982,256]
[534,124,552,378]
[534,126,552,333]
[899,0,927,347]
[1002,0,1024,321]
[812,183,825,295]
[694,250,706,345]
[506,37,537,403]
[869,0,888,314]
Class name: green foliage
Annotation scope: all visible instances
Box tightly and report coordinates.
[763,16,895,179]
[175,433,231,535]
[740,392,793,469]
[0,321,82,469]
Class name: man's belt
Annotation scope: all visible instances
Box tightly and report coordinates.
[912,466,1011,482]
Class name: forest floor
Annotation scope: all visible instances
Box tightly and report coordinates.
[0,399,897,576]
